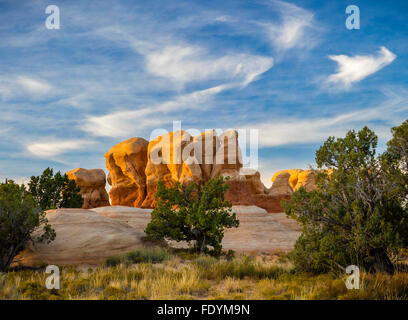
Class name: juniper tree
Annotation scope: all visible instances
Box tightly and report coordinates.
[145,177,239,255]
[284,125,408,274]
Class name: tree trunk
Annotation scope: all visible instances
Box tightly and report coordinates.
[371,248,395,274]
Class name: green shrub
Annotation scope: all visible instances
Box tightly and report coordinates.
[105,256,122,267]
[105,247,172,267]
[103,286,126,300]
[18,281,60,300]
[0,181,55,271]
[284,125,408,274]
[145,177,239,255]
[28,167,83,210]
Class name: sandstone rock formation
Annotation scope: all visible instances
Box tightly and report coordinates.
[243,169,267,195]
[294,170,317,191]
[141,131,201,208]
[272,169,319,192]
[105,137,149,207]
[254,172,293,213]
[66,168,110,209]
[141,130,249,208]
[269,172,293,197]
[14,205,300,266]
[14,208,147,266]
[105,130,302,213]
[272,169,303,189]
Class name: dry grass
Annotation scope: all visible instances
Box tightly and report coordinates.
[1,248,407,300]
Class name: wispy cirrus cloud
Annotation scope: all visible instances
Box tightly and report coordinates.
[0,0,405,183]
[83,84,227,138]
[0,75,52,99]
[252,89,408,147]
[145,45,273,86]
[262,0,318,52]
[27,140,95,158]
[326,46,397,90]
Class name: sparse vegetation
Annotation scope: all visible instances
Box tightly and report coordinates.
[105,247,173,267]
[0,250,407,300]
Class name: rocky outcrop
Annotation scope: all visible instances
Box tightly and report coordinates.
[141,130,249,208]
[272,169,303,189]
[66,168,110,209]
[245,171,293,213]
[294,170,317,191]
[272,169,318,193]
[105,137,149,207]
[14,208,148,266]
[269,172,293,197]
[14,206,300,266]
[141,131,201,208]
[104,131,306,213]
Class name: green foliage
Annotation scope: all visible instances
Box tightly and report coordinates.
[145,177,239,255]
[193,255,290,280]
[18,280,60,300]
[385,119,408,171]
[103,286,126,300]
[105,247,172,267]
[284,125,408,274]
[0,181,55,271]
[28,167,83,210]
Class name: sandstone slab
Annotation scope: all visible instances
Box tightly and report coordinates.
[14,209,147,266]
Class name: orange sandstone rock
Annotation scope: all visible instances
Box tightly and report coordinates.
[105,137,149,207]
[141,131,203,208]
[294,170,317,191]
[105,130,295,213]
[271,169,303,189]
[66,168,110,209]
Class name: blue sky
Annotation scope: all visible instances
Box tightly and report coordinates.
[0,0,407,186]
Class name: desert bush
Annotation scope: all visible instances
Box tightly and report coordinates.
[105,247,172,267]
[0,180,55,271]
[145,177,239,255]
[28,167,83,210]
[18,280,60,300]
[103,286,126,300]
[284,124,408,274]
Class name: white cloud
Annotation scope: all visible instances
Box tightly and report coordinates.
[245,91,408,147]
[83,85,227,137]
[0,176,30,186]
[215,15,229,22]
[27,140,95,158]
[17,76,52,94]
[145,45,273,86]
[327,46,397,89]
[0,75,52,99]
[263,0,317,52]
